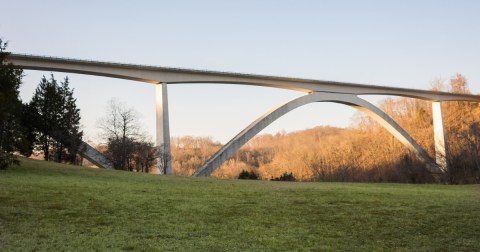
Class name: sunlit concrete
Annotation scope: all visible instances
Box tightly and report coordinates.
[80,142,114,169]
[153,83,172,175]
[8,54,480,102]
[432,102,449,173]
[192,92,442,178]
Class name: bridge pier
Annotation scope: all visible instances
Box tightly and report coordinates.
[154,83,172,175]
[432,101,449,173]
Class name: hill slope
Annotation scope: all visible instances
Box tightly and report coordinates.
[1,158,479,251]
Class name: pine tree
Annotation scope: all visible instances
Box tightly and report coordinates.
[29,75,83,163]
[59,77,83,164]
[0,38,29,169]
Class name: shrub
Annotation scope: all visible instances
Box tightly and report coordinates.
[0,152,20,170]
[238,170,258,180]
[271,172,296,182]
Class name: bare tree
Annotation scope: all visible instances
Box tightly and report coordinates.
[132,140,157,173]
[97,99,155,172]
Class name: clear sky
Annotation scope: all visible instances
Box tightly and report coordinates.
[1,0,479,144]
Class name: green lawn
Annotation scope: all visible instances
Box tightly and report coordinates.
[1,158,479,251]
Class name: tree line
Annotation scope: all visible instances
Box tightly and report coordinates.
[0,40,83,168]
[1,39,155,172]
[168,74,479,184]
[2,37,478,183]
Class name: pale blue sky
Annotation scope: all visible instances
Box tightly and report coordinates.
[1,0,479,144]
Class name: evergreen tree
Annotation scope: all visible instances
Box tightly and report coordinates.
[29,75,83,164]
[59,77,83,163]
[0,38,30,169]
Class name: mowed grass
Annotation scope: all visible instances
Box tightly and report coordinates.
[1,158,479,251]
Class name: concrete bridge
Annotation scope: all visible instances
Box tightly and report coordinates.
[8,54,480,179]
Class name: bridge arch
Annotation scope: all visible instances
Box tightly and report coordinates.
[192,92,442,177]
[10,54,480,176]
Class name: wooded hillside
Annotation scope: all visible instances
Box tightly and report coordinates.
[171,74,479,183]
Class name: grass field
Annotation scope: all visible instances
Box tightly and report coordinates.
[1,158,479,251]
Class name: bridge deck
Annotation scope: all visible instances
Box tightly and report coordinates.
[8,53,480,102]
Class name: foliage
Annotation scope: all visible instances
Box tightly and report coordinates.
[271,172,296,181]
[0,38,30,169]
[132,140,157,173]
[170,136,221,176]
[29,75,83,164]
[237,169,258,180]
[173,74,479,183]
[1,158,480,251]
[0,152,19,169]
[97,99,156,172]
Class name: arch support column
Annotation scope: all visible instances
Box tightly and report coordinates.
[193,92,441,178]
[155,83,172,175]
[432,101,449,173]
